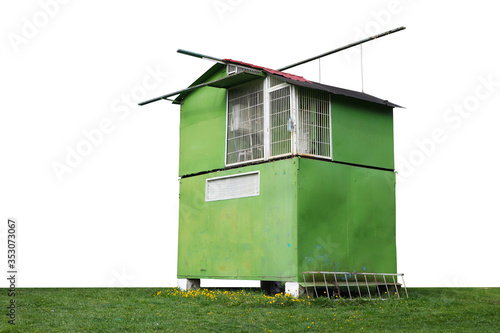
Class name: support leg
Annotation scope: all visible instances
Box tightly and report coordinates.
[177,278,200,291]
[285,282,304,298]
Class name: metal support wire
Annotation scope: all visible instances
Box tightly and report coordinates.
[278,26,406,71]
[360,44,364,92]
[318,58,321,83]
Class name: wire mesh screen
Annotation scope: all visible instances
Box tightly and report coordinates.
[297,87,331,158]
[270,86,292,157]
[227,64,262,76]
[206,172,260,202]
[226,80,264,164]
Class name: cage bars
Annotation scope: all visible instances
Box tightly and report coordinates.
[226,80,264,164]
[269,86,291,157]
[226,77,332,166]
[297,87,331,158]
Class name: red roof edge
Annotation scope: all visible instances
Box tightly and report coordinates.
[223,59,311,83]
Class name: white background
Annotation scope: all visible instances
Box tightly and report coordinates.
[1,0,499,288]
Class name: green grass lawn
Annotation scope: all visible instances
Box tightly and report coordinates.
[0,287,498,332]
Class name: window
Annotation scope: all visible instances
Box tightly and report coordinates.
[297,87,331,158]
[226,79,264,165]
[225,75,331,166]
[270,86,291,157]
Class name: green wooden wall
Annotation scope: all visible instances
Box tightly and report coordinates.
[179,77,395,176]
[331,96,394,170]
[178,159,298,280]
[177,71,397,282]
[296,158,397,279]
[177,157,396,281]
[179,69,227,177]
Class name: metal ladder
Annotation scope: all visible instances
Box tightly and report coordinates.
[302,271,408,299]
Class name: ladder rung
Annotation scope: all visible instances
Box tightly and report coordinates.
[301,271,408,299]
[301,282,402,287]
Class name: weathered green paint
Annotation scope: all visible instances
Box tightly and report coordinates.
[179,70,395,177]
[332,96,394,170]
[179,68,227,177]
[296,158,396,278]
[177,157,396,282]
[178,159,298,280]
[177,67,398,283]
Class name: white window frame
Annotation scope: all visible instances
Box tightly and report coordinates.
[224,75,332,167]
[329,94,333,159]
[224,79,266,167]
[267,78,293,159]
[295,87,332,160]
[291,85,298,156]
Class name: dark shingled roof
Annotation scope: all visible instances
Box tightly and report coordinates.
[171,59,402,108]
[223,59,402,108]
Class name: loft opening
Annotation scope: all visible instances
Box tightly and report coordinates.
[225,66,331,166]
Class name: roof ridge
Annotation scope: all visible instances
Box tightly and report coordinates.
[223,59,311,83]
